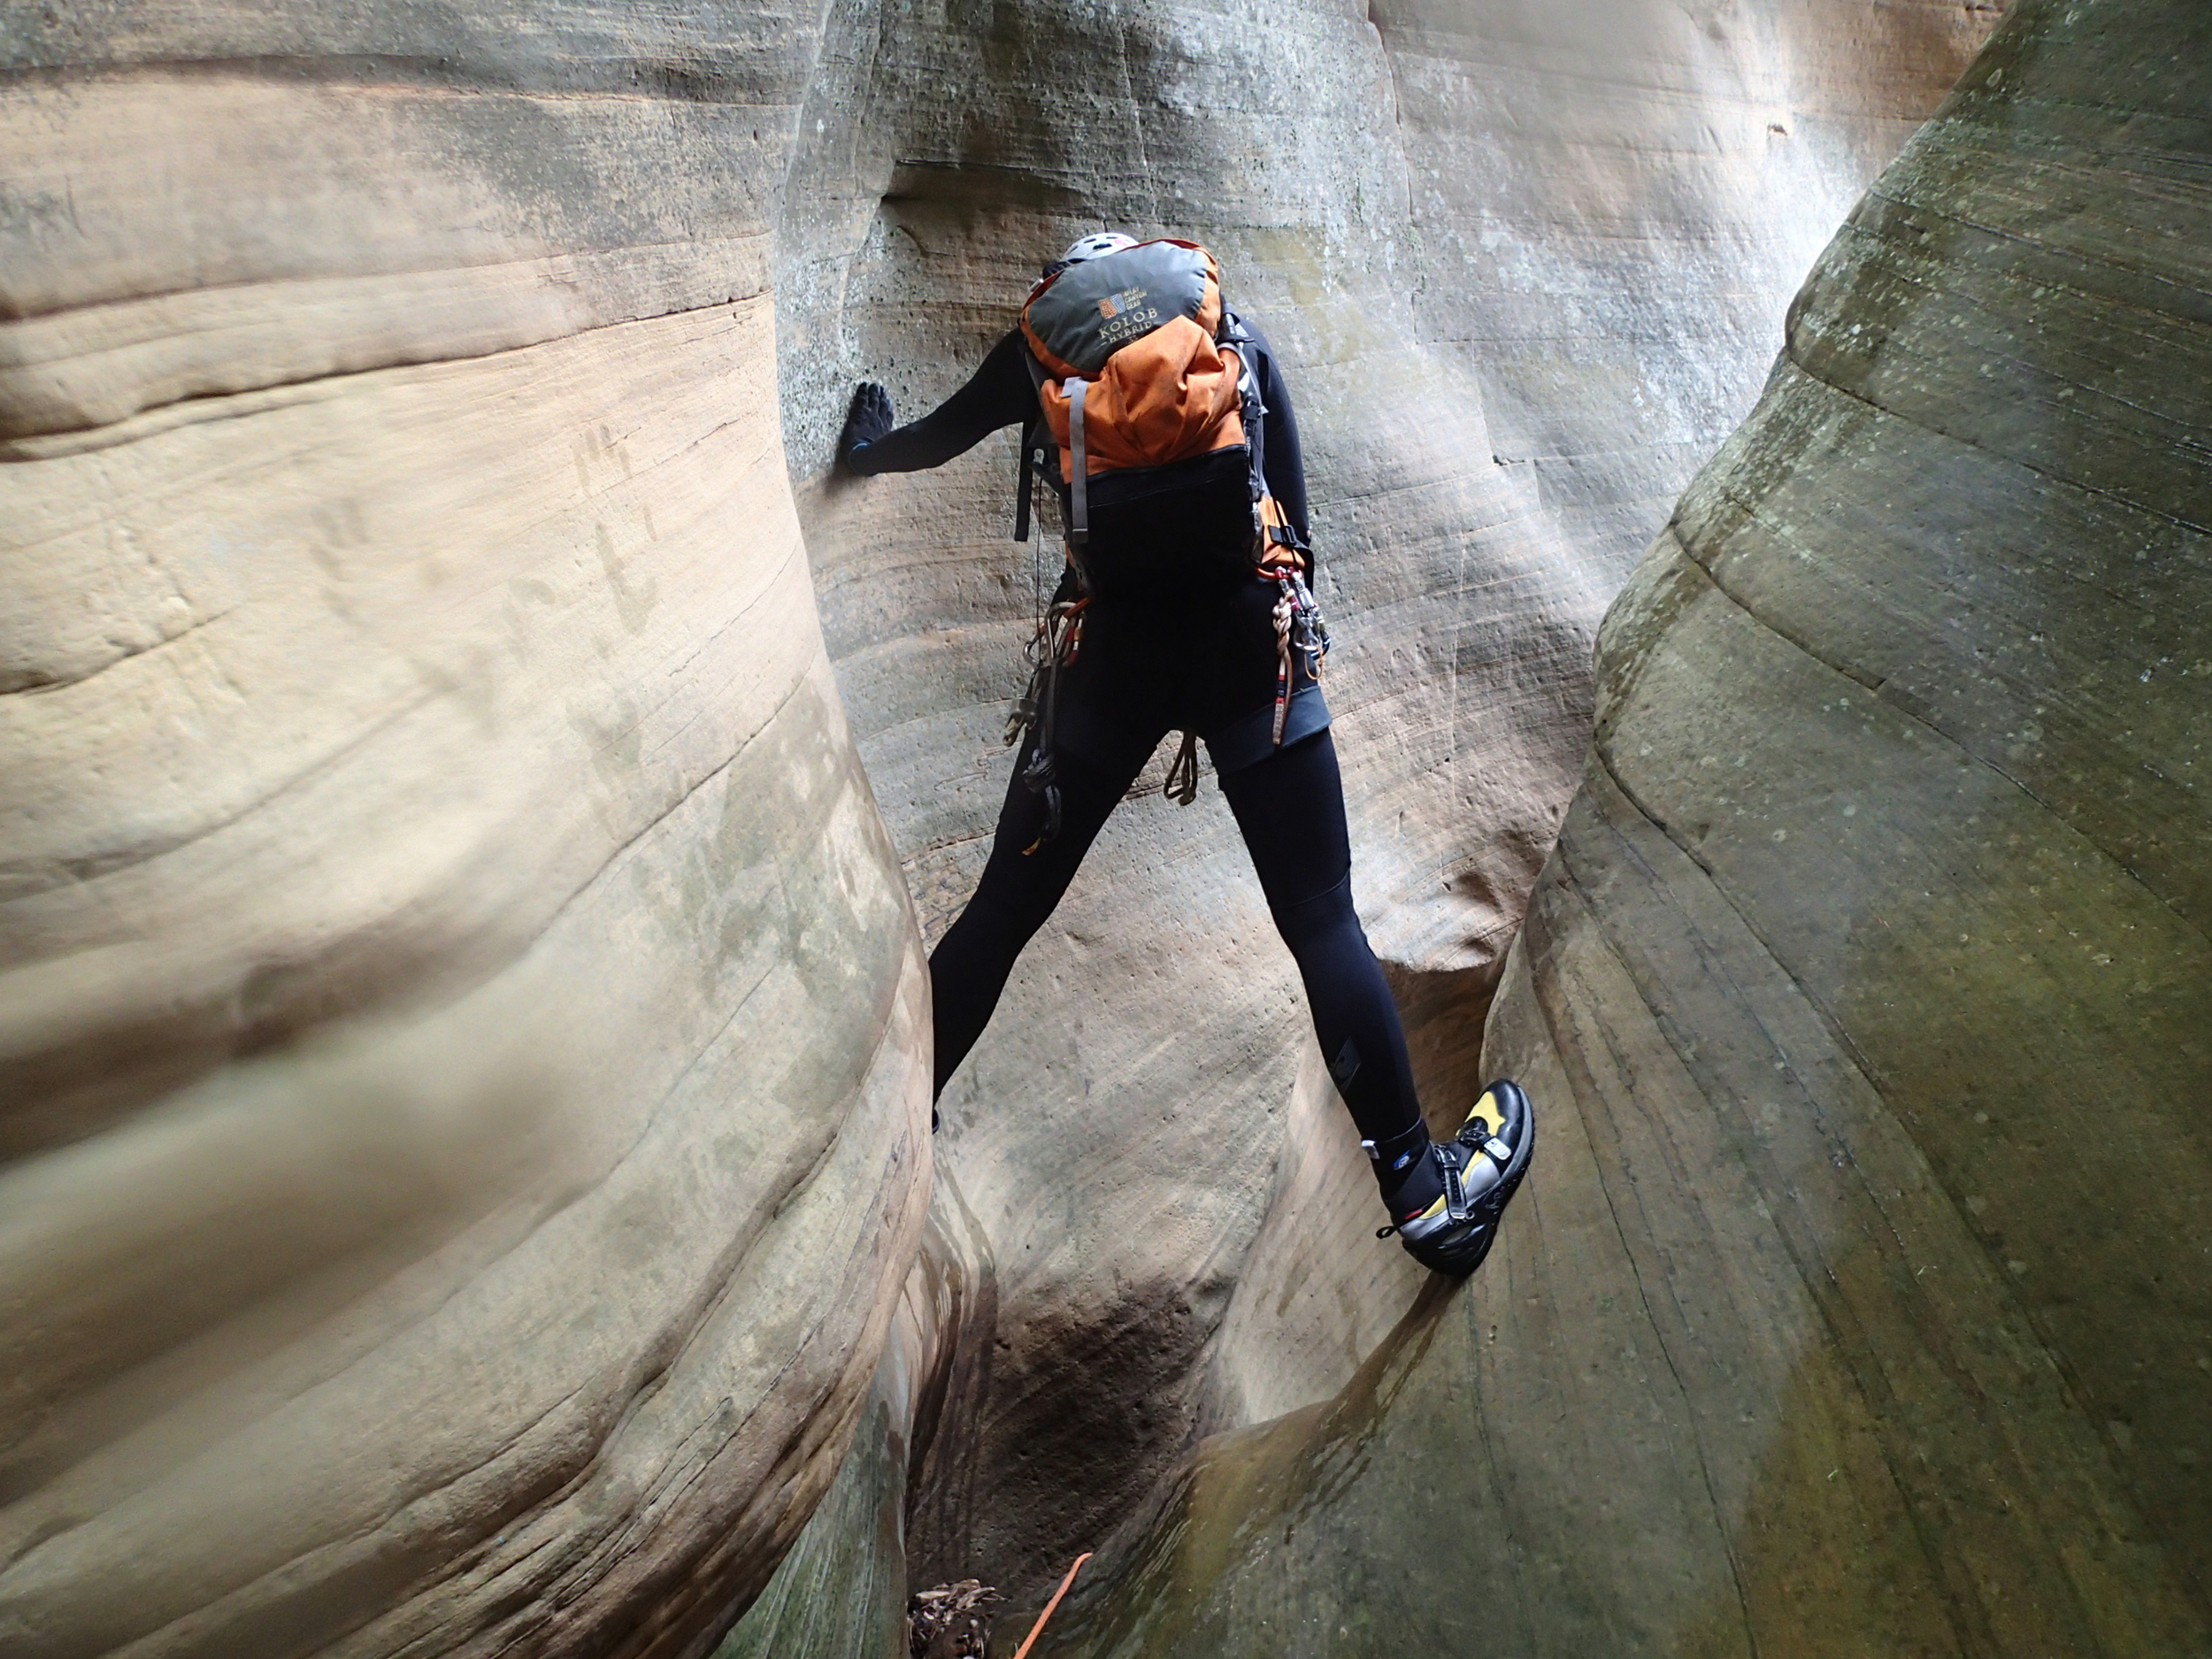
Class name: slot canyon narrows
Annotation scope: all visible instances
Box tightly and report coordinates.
[3,1,2207,1656]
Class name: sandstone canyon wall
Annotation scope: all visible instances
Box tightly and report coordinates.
[1037,0,2212,1652]
[0,11,931,1658]
[23,1,2184,1656]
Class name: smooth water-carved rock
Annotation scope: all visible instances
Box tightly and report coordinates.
[1044,2,2212,1650]
[777,0,1993,1607]
[715,1174,995,1659]
[0,12,930,1657]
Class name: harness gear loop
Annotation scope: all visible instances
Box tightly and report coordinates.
[1259,534,1329,749]
[1163,730,1201,804]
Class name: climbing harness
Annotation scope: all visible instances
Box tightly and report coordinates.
[1008,404,1089,853]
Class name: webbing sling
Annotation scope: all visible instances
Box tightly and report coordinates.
[1013,413,1038,542]
[1067,377,1090,549]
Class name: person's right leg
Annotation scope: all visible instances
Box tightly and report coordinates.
[928,733,1156,1098]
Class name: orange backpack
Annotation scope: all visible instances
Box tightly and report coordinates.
[1014,240,1304,581]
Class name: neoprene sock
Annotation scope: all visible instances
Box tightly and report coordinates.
[1365,1118,1443,1217]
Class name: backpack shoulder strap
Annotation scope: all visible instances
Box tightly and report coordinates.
[1220,307,1269,511]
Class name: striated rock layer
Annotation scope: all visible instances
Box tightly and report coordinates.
[0,10,931,1658]
[1046,1,2212,1651]
[778,0,1994,1608]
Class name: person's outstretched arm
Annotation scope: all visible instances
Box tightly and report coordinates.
[839,329,1036,475]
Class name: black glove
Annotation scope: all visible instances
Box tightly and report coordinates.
[837,380,895,471]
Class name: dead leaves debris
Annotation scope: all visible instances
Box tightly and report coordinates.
[908,1579,1003,1659]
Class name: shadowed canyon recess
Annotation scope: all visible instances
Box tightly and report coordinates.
[4,0,2208,1655]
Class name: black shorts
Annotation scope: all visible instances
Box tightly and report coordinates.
[1047,565,1331,780]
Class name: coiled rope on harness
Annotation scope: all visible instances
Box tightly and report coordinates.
[1004,595,1090,854]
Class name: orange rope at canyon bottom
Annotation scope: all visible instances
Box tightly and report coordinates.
[1010,1553,1093,1659]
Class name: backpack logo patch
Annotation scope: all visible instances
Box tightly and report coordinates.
[1095,287,1161,348]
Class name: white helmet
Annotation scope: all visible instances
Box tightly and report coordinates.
[1061,231,1138,265]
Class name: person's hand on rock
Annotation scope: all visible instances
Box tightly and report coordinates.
[837,381,895,470]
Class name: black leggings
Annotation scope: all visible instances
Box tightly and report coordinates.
[928,727,1424,1146]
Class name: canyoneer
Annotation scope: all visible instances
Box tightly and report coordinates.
[838,231,1532,1275]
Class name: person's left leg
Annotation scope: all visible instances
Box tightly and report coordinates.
[928,731,1159,1099]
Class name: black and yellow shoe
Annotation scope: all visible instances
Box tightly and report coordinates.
[1386,1079,1533,1277]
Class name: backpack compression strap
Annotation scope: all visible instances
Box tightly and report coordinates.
[1013,346,1054,544]
[1066,378,1090,550]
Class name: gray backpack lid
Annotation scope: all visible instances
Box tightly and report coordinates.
[1023,242,1211,377]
